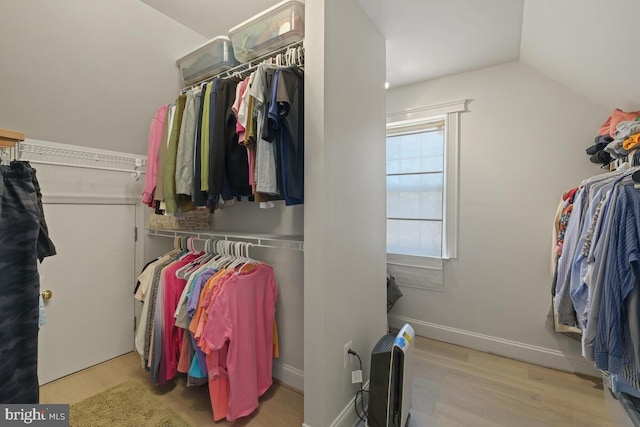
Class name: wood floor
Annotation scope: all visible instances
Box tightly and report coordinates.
[40,352,304,427]
[40,336,613,427]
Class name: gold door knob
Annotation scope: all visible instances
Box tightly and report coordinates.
[41,290,53,300]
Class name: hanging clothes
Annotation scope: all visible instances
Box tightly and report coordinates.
[134,239,279,421]
[164,94,187,215]
[154,103,176,213]
[193,85,208,207]
[141,104,168,207]
[0,161,56,404]
[143,65,304,215]
[200,263,277,420]
[550,167,640,390]
[270,67,304,205]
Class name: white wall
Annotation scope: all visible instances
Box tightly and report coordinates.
[304,0,387,425]
[521,0,640,112]
[0,0,205,155]
[387,61,609,375]
[212,202,303,236]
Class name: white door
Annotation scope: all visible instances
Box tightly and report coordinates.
[38,203,136,385]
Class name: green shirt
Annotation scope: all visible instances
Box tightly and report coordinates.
[163,94,186,214]
[200,83,213,192]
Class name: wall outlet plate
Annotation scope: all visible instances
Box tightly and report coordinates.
[344,340,352,369]
[352,370,363,384]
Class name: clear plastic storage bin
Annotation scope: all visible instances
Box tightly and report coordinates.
[176,36,239,86]
[228,0,305,63]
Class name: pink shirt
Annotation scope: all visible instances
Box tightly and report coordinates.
[202,264,277,420]
[142,104,168,206]
[235,78,250,142]
[193,271,232,421]
[599,108,640,137]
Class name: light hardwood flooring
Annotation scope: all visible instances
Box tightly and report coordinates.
[40,336,613,427]
[40,352,304,427]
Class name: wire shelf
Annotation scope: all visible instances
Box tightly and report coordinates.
[146,228,304,251]
[20,141,146,167]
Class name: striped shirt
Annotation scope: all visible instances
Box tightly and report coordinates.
[556,170,631,327]
[594,185,640,379]
[583,181,626,360]
[571,181,618,329]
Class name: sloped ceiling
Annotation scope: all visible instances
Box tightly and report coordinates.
[140,0,281,42]
[141,0,524,89]
[357,0,524,88]
[520,0,640,111]
[140,0,639,111]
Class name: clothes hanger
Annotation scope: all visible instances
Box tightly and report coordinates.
[236,242,259,273]
[193,239,214,264]
[228,241,247,270]
[1,148,9,166]
[174,237,205,278]
[178,236,190,255]
[288,47,296,67]
[220,241,240,269]
[213,240,231,268]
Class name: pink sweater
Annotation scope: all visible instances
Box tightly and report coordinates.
[142,104,168,206]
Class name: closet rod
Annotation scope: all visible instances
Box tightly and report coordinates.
[147,228,304,251]
[182,39,304,93]
[24,159,146,176]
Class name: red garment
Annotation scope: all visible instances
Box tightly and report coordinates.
[161,253,202,383]
[563,187,578,203]
[598,109,640,137]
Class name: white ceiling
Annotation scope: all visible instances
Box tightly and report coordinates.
[358,0,525,88]
[141,0,525,88]
[140,0,282,54]
[520,0,640,112]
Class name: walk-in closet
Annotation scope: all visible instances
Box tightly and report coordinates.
[3,0,639,426]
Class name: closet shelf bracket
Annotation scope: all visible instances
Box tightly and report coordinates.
[146,228,304,251]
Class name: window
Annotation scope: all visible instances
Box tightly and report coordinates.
[386,120,445,257]
[386,100,466,260]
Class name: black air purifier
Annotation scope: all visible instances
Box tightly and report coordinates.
[367,324,415,427]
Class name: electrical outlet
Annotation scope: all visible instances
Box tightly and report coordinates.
[344,340,352,369]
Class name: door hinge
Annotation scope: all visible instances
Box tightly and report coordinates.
[134,227,138,242]
[134,316,137,332]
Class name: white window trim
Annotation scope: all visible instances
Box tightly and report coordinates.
[386,99,467,260]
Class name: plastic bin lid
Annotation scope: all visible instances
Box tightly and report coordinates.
[176,35,233,64]
[229,0,305,33]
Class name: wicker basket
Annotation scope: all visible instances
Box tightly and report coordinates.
[147,209,210,231]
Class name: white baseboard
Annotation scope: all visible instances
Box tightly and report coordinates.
[272,361,304,393]
[329,381,369,427]
[388,315,600,377]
